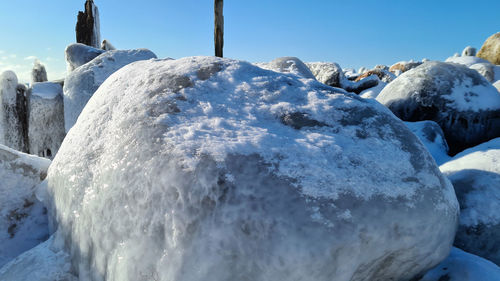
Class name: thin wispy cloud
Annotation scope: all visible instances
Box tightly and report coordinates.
[24,56,37,61]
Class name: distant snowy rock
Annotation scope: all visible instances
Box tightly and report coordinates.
[46,56,458,281]
[100,39,115,51]
[354,68,395,83]
[440,138,500,265]
[445,55,490,67]
[31,60,47,84]
[389,60,422,76]
[28,82,65,159]
[0,144,50,268]
[420,248,500,281]
[377,61,500,155]
[462,46,477,57]
[478,32,500,65]
[65,43,105,72]
[405,121,451,165]
[63,48,157,132]
[306,62,345,88]
[258,56,316,79]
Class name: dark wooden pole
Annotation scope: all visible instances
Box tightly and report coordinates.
[214,0,224,57]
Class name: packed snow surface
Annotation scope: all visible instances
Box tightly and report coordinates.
[46,56,458,281]
[0,144,51,267]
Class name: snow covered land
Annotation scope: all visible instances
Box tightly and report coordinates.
[1,2,500,278]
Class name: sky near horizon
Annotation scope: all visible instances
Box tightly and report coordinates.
[0,0,499,83]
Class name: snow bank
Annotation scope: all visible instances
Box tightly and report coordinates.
[405,121,451,165]
[421,248,500,281]
[63,48,157,132]
[28,82,66,159]
[377,61,500,155]
[0,144,51,267]
[440,138,500,264]
[46,56,458,281]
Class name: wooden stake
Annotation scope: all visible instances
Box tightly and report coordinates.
[214,0,224,57]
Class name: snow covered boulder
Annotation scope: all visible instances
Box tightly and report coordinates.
[63,48,157,132]
[257,56,316,79]
[420,248,500,281]
[64,43,105,72]
[478,32,500,65]
[0,144,51,267]
[405,121,450,165]
[28,82,65,159]
[46,56,459,281]
[469,63,496,83]
[445,55,490,67]
[389,60,423,76]
[31,60,47,84]
[306,62,345,88]
[376,61,500,155]
[440,138,500,265]
[462,46,477,57]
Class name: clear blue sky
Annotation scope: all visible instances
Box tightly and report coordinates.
[0,0,499,82]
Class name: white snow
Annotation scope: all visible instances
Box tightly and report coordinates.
[359,81,387,99]
[446,55,489,67]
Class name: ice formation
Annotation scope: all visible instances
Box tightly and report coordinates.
[28,82,66,159]
[405,121,451,165]
[377,61,500,155]
[421,248,500,281]
[440,138,500,265]
[0,144,51,267]
[65,43,105,72]
[31,60,48,84]
[63,48,157,132]
[45,56,458,281]
[462,46,477,57]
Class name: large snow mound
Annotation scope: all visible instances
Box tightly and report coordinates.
[420,247,500,281]
[440,138,500,264]
[0,144,51,267]
[63,48,157,132]
[46,56,458,281]
[376,61,500,155]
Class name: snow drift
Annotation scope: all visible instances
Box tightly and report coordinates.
[46,56,458,281]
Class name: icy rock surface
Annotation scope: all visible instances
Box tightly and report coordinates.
[63,48,157,132]
[469,63,496,83]
[359,81,387,99]
[100,39,115,51]
[420,248,500,281]
[0,144,51,267]
[445,55,490,67]
[0,71,28,152]
[65,43,105,72]
[376,61,500,155]
[462,46,477,57]
[257,56,316,79]
[28,82,66,159]
[305,62,345,88]
[389,60,423,76]
[0,235,76,281]
[31,60,48,84]
[46,56,458,281]
[405,121,451,165]
[440,138,500,265]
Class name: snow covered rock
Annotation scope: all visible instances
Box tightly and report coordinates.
[376,61,500,155]
[469,63,496,83]
[389,60,423,76]
[420,247,500,281]
[478,32,500,65]
[462,46,477,57]
[100,39,115,51]
[0,235,76,281]
[28,82,65,159]
[65,43,105,72]
[76,0,101,48]
[446,55,490,67]
[405,121,450,165]
[359,81,387,99]
[306,62,345,88]
[46,56,458,281]
[0,71,29,152]
[354,68,395,83]
[257,56,316,79]
[31,60,47,84]
[63,48,157,132]
[0,144,51,268]
[440,138,500,265]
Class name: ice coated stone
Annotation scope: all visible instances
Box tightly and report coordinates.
[28,82,65,159]
[100,39,115,51]
[470,63,495,82]
[76,0,101,48]
[45,56,458,281]
[462,46,477,57]
[376,61,500,155]
[446,55,490,67]
[440,138,500,265]
[306,62,345,88]
[63,48,157,132]
[354,68,395,83]
[0,71,29,152]
[257,56,316,79]
[478,32,500,65]
[420,248,500,281]
[389,61,423,75]
[0,144,51,267]
[65,43,105,72]
[31,60,47,84]
[405,121,450,165]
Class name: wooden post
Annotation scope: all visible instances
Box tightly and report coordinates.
[214,0,224,57]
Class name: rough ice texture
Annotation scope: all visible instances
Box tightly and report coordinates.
[31,60,48,84]
[28,82,66,159]
[445,55,490,67]
[405,121,451,165]
[420,247,500,281]
[63,48,157,132]
[45,56,458,281]
[440,138,500,265]
[0,235,77,281]
[376,61,500,155]
[65,43,105,72]
[0,144,51,267]
[256,56,316,79]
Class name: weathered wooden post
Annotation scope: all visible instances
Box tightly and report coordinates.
[214,0,224,57]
